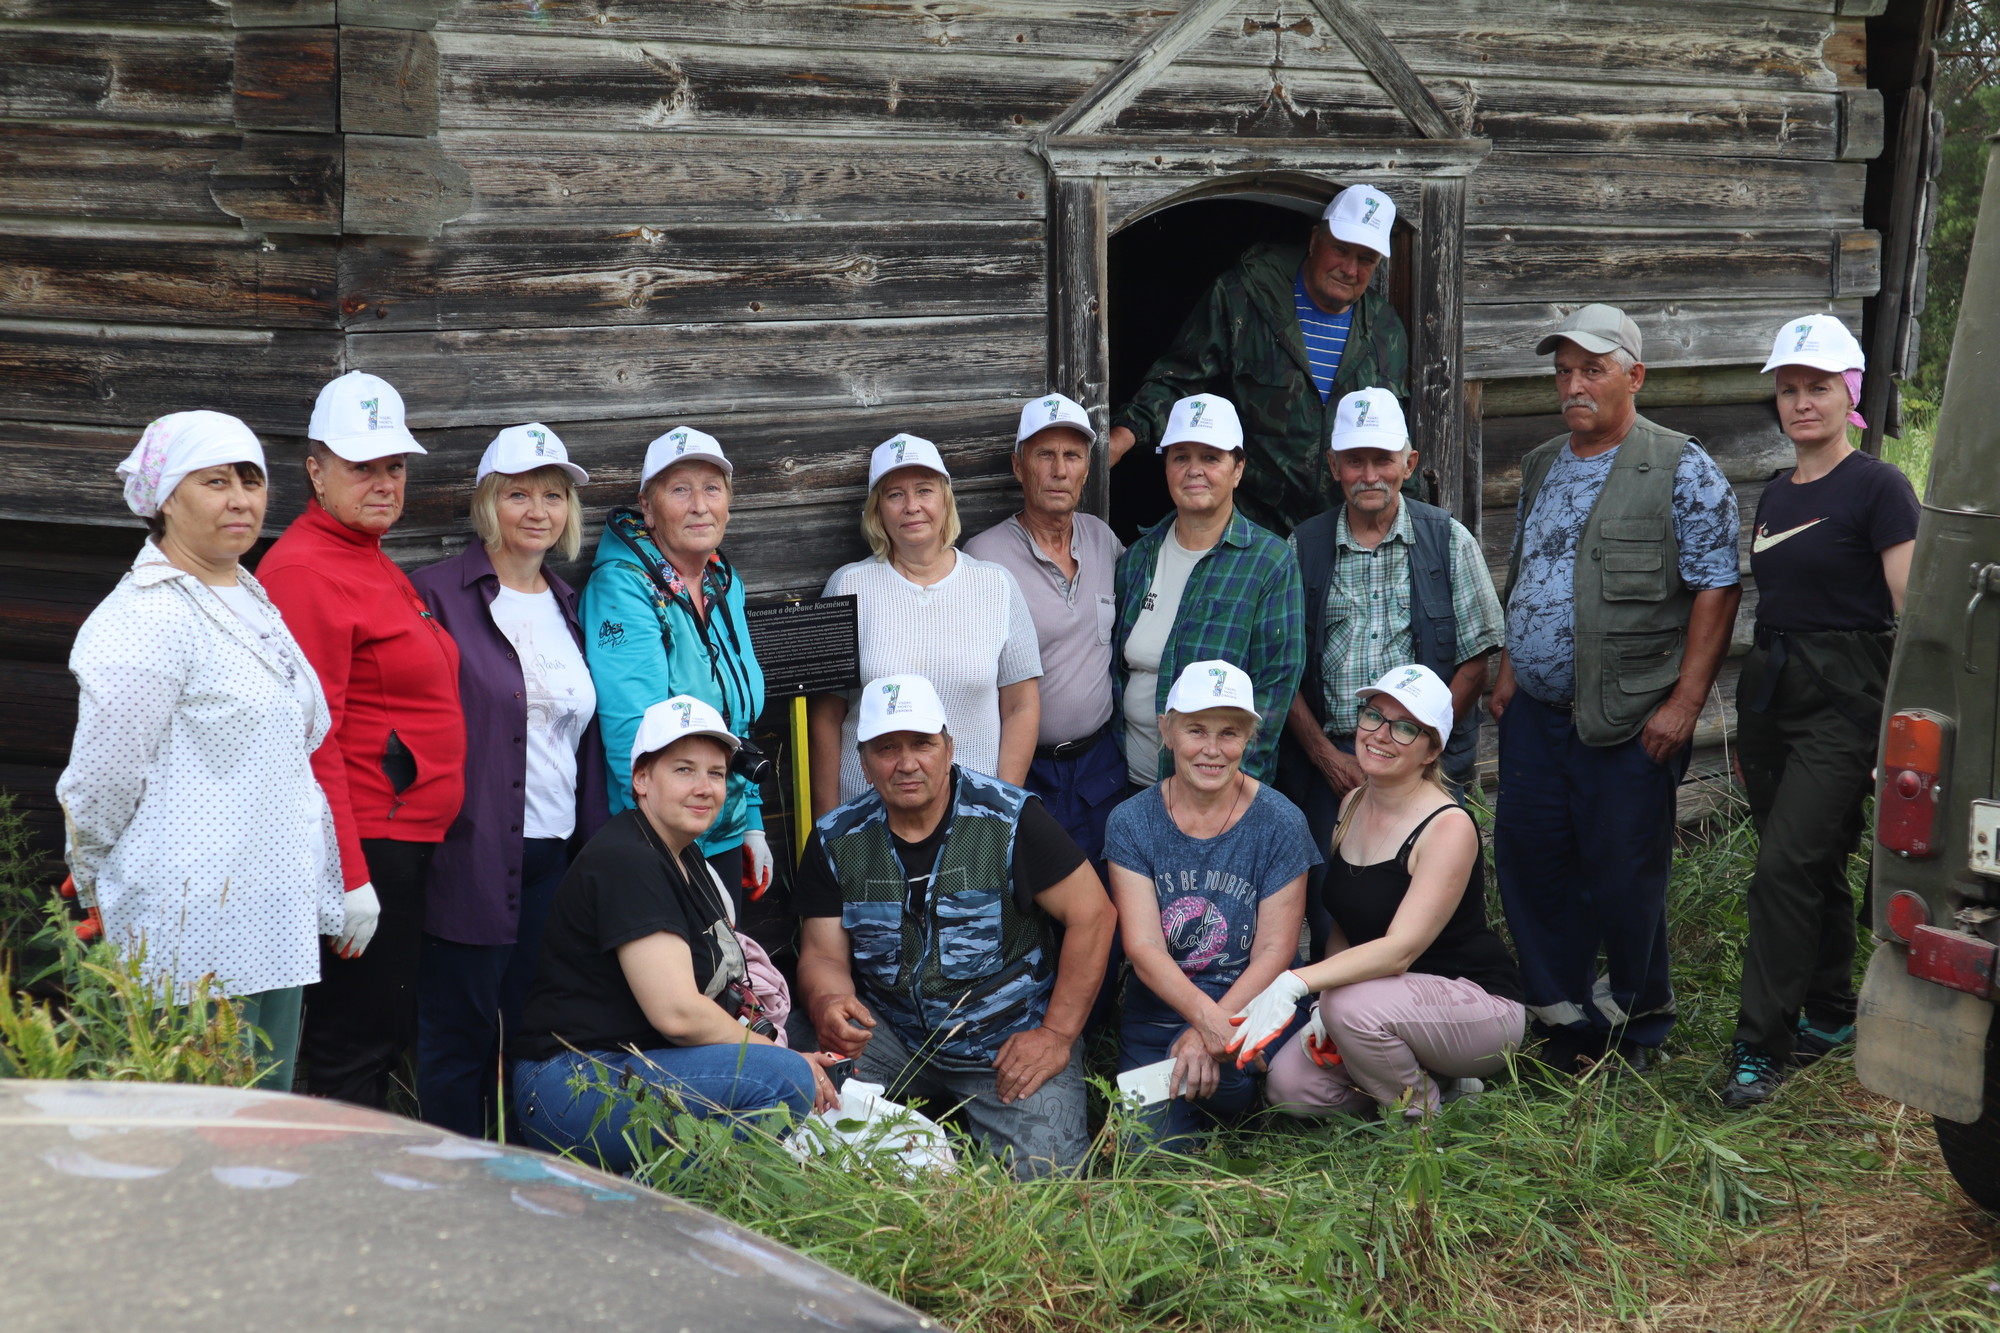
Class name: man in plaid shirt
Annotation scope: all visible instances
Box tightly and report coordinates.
[1112,393,1305,789]
[1279,390,1502,947]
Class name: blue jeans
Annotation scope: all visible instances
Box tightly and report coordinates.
[512,1043,814,1175]
[1119,1001,1307,1150]
[417,837,569,1138]
[1494,692,1688,1050]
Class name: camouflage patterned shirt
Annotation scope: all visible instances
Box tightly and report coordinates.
[1113,240,1410,538]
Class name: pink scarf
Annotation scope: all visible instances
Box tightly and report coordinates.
[1841,368,1867,429]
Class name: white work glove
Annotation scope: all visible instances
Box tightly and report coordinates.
[741,829,774,902]
[1300,1006,1343,1068]
[1226,970,1311,1068]
[334,882,381,960]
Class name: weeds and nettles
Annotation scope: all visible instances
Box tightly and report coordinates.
[0,793,264,1086]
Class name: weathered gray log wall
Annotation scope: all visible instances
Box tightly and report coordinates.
[0,0,1898,846]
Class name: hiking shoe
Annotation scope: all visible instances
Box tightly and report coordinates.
[1792,1017,1856,1066]
[1531,1027,1603,1078]
[1721,1041,1785,1109]
[1607,1041,1653,1077]
[1441,1077,1484,1105]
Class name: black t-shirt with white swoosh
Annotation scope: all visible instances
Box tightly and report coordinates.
[1750,450,1919,633]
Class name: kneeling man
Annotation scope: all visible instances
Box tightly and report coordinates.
[795,673,1116,1178]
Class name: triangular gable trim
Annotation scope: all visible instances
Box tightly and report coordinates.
[1040,0,1455,145]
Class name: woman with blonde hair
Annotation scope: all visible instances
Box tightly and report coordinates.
[411,423,608,1136]
[808,433,1042,813]
[1234,664,1523,1120]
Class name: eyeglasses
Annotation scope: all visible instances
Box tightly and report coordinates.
[1356,705,1426,745]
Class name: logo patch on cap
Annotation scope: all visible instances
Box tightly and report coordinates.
[1792,323,1814,352]
[361,398,380,430]
[1394,667,1425,690]
[880,682,909,714]
[1361,198,1381,226]
[671,700,693,727]
[529,428,553,457]
[1208,666,1228,696]
[1188,402,1208,427]
[1354,398,1373,427]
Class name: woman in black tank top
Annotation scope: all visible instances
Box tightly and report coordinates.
[1226,666,1526,1120]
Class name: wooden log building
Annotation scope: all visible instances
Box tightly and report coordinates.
[0,0,1953,859]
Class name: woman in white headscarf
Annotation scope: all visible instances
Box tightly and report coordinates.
[56,412,348,1090]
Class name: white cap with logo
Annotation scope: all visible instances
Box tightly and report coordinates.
[477,422,589,486]
[1761,313,1865,375]
[308,371,426,462]
[855,673,949,742]
[1157,393,1244,454]
[641,426,733,493]
[630,694,740,773]
[1322,184,1397,258]
[1355,664,1454,746]
[1331,388,1410,453]
[1015,393,1095,448]
[1163,659,1262,721]
[868,433,951,490]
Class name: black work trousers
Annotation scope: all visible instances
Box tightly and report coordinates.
[1732,632,1890,1060]
[301,838,435,1109]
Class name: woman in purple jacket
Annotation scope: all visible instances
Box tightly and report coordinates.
[410,424,609,1137]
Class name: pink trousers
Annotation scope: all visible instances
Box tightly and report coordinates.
[1266,973,1525,1119]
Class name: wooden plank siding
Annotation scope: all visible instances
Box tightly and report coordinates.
[338,222,1045,330]
[0,0,1900,845]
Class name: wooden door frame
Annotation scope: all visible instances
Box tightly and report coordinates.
[1039,137,1490,522]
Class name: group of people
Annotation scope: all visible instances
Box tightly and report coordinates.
[54,183,1917,1181]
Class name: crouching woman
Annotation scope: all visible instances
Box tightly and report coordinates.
[511,697,840,1172]
[1230,665,1524,1119]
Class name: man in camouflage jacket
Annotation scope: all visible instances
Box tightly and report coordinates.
[1109,192,1410,538]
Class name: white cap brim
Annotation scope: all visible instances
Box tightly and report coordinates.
[484,459,587,486]
[1326,219,1392,258]
[1761,351,1861,374]
[320,429,426,462]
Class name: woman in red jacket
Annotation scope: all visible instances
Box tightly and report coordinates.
[260,371,467,1109]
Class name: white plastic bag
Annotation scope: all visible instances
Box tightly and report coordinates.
[786,1079,957,1177]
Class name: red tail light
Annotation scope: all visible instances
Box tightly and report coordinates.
[1879,711,1950,858]
[1886,890,1931,942]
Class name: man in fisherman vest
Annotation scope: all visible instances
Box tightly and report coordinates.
[1489,304,1742,1075]
[794,674,1116,1177]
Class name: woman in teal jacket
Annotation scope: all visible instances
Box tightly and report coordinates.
[580,426,769,912]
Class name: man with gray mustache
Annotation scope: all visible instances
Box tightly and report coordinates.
[1490,304,1741,1077]
[1282,389,1503,956]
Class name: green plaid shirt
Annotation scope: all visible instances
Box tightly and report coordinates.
[1112,508,1305,783]
[1287,504,1505,735]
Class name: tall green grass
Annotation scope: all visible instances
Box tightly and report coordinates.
[0,794,265,1086]
[619,809,1977,1332]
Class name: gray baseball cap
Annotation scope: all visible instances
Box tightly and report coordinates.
[1535,303,1643,360]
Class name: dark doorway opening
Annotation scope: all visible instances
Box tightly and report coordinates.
[1106,197,1318,543]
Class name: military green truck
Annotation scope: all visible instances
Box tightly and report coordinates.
[1855,132,2000,1209]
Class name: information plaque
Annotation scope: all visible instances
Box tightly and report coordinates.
[745,595,861,697]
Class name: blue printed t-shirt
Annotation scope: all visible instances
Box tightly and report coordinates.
[1294,272,1353,401]
[1103,782,1320,1022]
[1505,439,1740,705]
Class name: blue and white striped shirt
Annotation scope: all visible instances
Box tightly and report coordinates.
[1293,272,1353,403]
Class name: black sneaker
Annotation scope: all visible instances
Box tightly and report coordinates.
[1721,1041,1785,1109]
[1792,1017,1855,1066]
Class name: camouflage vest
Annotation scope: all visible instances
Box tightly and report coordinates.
[819,767,1055,1063]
